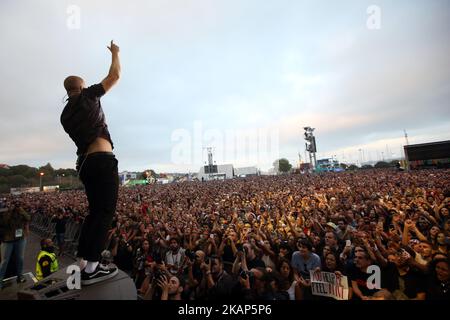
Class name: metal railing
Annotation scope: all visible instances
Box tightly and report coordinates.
[30,213,82,259]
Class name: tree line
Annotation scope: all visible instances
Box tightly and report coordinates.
[0,163,80,194]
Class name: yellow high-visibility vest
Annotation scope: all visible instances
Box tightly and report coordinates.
[35,250,59,281]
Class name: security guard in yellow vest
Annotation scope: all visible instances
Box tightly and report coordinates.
[36,238,59,281]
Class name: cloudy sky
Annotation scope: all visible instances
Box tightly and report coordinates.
[1,0,449,173]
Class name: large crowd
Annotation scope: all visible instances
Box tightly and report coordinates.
[5,169,450,300]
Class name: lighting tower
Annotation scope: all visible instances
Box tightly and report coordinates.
[303,127,317,171]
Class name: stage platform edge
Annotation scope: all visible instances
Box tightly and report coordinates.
[15,267,137,300]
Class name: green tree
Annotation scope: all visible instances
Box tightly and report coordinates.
[0,168,12,177]
[141,169,158,179]
[348,164,358,170]
[273,158,292,173]
[8,175,29,188]
[9,165,38,178]
[55,168,77,177]
[390,160,401,168]
[39,163,55,177]
[362,164,373,169]
[0,184,9,194]
[139,172,147,180]
[374,161,391,168]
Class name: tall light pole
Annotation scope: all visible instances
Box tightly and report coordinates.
[403,129,410,171]
[304,127,317,171]
[39,172,44,191]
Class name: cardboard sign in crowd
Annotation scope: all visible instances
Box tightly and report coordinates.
[309,271,349,300]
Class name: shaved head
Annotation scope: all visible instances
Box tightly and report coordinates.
[63,75,85,93]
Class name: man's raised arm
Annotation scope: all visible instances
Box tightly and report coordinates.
[101,40,121,93]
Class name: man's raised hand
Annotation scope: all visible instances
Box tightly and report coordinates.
[102,39,121,92]
[107,40,120,54]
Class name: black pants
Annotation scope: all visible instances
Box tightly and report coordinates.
[76,152,119,262]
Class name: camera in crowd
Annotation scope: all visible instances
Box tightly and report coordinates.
[239,270,255,284]
[185,249,196,262]
[150,266,169,299]
[153,268,166,282]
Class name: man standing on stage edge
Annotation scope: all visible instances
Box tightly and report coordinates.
[60,40,121,285]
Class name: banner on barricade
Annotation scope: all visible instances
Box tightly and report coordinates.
[309,271,349,300]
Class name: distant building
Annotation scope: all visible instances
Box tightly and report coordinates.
[234,166,259,177]
[316,158,342,172]
[197,164,234,181]
[405,140,450,169]
[119,171,139,185]
[156,178,170,184]
[261,168,278,176]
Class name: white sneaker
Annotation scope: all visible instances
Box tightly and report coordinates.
[81,264,118,286]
